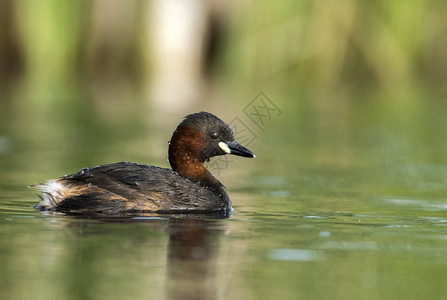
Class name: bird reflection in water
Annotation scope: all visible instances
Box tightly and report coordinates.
[166,217,228,300]
[39,212,231,299]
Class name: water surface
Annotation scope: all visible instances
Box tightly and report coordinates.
[1,91,447,300]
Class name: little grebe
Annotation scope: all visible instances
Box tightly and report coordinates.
[33,112,255,214]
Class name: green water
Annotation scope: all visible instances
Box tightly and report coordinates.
[1,89,447,300]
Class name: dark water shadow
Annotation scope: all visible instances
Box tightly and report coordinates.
[41,210,231,220]
[165,217,227,300]
[37,211,230,299]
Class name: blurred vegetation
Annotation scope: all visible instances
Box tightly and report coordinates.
[222,1,447,100]
[0,0,146,101]
[0,0,446,102]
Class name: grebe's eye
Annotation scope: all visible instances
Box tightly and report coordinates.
[209,132,219,139]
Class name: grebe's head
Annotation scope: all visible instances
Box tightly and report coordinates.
[168,112,255,167]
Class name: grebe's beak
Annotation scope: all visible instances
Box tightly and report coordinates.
[219,141,256,158]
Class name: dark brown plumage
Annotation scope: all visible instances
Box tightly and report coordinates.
[33,112,255,215]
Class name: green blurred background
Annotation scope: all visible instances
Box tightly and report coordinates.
[1,0,446,103]
[2,0,447,185]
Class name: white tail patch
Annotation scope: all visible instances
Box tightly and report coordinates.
[34,179,68,208]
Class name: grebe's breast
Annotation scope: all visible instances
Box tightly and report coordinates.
[37,162,230,214]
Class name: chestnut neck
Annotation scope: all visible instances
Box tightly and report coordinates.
[168,125,223,190]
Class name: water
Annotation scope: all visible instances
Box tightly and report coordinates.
[1,90,447,300]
